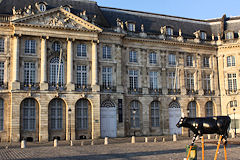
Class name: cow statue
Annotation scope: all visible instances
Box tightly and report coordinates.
[176,116,231,145]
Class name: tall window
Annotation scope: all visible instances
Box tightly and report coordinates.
[0,62,4,85]
[186,72,194,90]
[203,56,210,67]
[203,74,211,90]
[188,101,196,118]
[168,71,178,89]
[149,52,157,64]
[166,27,173,36]
[50,99,63,130]
[227,56,235,67]
[205,101,213,117]
[76,65,87,86]
[228,73,237,91]
[102,67,112,87]
[129,51,137,63]
[168,54,176,66]
[151,101,160,127]
[23,99,36,130]
[129,70,138,89]
[102,45,111,59]
[50,57,64,86]
[150,71,158,89]
[130,101,140,128]
[25,40,36,54]
[24,62,36,85]
[0,98,3,131]
[186,55,193,66]
[0,38,4,52]
[76,99,89,130]
[52,41,61,52]
[77,44,87,57]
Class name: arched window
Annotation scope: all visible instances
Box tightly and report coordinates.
[22,99,36,130]
[130,101,140,128]
[205,101,213,117]
[151,101,160,127]
[188,101,196,118]
[49,57,64,86]
[0,98,3,131]
[50,99,63,130]
[76,99,89,130]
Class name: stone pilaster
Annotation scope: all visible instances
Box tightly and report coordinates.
[161,52,167,94]
[91,41,99,91]
[11,35,20,90]
[40,37,48,90]
[39,95,49,142]
[66,39,74,91]
[116,45,123,92]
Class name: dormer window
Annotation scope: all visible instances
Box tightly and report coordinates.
[200,31,207,40]
[39,3,46,12]
[226,31,234,40]
[166,27,173,36]
[128,23,135,32]
[63,6,70,12]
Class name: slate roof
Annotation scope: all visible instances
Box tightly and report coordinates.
[1,0,240,39]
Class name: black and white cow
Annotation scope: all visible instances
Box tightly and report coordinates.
[176,116,231,145]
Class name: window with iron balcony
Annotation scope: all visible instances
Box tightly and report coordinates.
[186,55,193,67]
[52,41,61,52]
[203,56,210,67]
[227,73,237,93]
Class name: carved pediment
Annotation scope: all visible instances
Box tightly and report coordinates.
[12,7,102,32]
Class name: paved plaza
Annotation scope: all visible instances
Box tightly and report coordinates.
[0,137,240,160]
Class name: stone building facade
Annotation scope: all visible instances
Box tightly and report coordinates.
[0,0,239,142]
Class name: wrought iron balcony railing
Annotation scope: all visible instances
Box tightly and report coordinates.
[168,89,181,95]
[128,88,142,94]
[186,89,198,95]
[225,89,238,95]
[148,88,162,95]
[49,83,66,91]
[20,82,40,90]
[203,89,215,96]
[100,85,116,93]
[75,84,92,92]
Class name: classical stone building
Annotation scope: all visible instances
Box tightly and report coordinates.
[0,0,239,142]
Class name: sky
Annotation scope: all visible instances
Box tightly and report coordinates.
[95,0,240,20]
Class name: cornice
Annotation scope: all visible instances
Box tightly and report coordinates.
[124,36,217,50]
[218,43,240,50]
[100,31,126,37]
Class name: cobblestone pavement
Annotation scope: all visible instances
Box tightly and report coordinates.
[0,137,240,160]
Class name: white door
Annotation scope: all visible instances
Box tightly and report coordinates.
[169,102,182,135]
[100,107,117,138]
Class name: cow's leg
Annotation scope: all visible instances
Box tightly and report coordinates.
[214,135,223,160]
[190,134,198,146]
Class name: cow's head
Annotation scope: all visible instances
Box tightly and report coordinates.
[176,117,186,128]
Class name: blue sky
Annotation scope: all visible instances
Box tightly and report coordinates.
[95,0,240,20]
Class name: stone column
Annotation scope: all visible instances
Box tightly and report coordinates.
[11,35,20,90]
[66,39,74,91]
[91,41,99,91]
[40,36,48,90]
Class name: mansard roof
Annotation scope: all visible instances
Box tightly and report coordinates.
[1,0,240,40]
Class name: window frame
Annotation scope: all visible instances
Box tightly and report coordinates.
[25,40,36,54]
[186,72,194,90]
[151,101,160,127]
[76,99,89,130]
[226,31,234,40]
[39,3,46,12]
[200,31,207,40]
[166,27,173,36]
[24,62,36,85]
[52,41,61,52]
[203,56,210,67]
[22,99,36,131]
[76,65,87,86]
[50,99,63,130]
[228,73,237,91]
[149,52,157,64]
[129,70,138,89]
[150,71,158,89]
[129,50,137,63]
[205,101,213,117]
[168,54,176,66]
[102,66,112,87]
[130,101,140,128]
[0,99,3,131]
[102,45,112,59]
[0,62,4,85]
[203,74,211,90]
[49,57,64,86]
[77,44,87,57]
[128,23,135,32]
[186,55,193,67]
[168,71,178,89]
[227,56,236,67]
